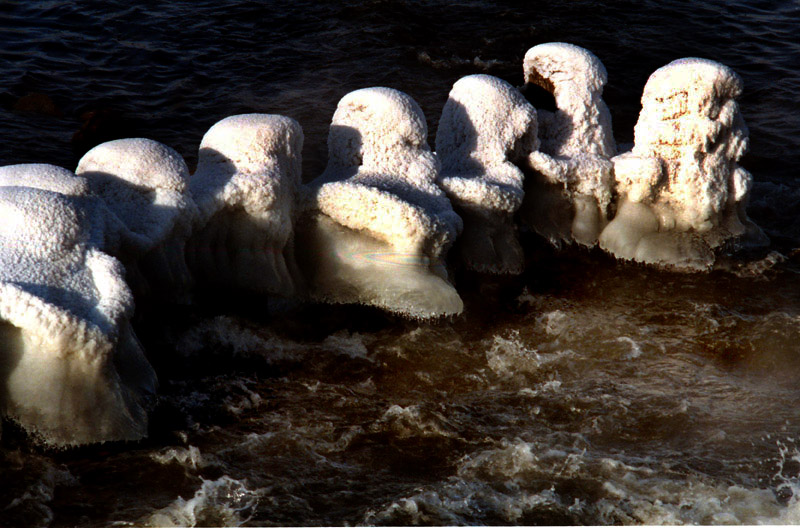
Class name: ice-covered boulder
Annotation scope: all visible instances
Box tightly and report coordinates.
[435,74,538,274]
[299,87,464,318]
[0,165,156,446]
[0,163,89,196]
[518,42,616,246]
[187,114,304,298]
[76,139,198,302]
[598,58,768,271]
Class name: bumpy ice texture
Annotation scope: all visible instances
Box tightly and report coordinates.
[598,58,768,271]
[436,74,539,274]
[519,42,616,246]
[0,164,156,446]
[187,114,304,298]
[299,87,464,318]
[77,139,198,302]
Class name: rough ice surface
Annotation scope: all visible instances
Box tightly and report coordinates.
[0,163,89,196]
[519,42,616,247]
[187,114,304,299]
[598,58,768,271]
[435,74,539,274]
[0,166,156,446]
[299,87,463,318]
[76,139,198,302]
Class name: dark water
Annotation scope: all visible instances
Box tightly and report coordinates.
[2,0,800,526]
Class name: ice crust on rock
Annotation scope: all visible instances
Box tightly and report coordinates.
[435,74,539,274]
[76,139,198,302]
[0,163,89,196]
[519,42,616,247]
[0,165,156,446]
[299,87,464,318]
[598,58,768,271]
[187,114,304,299]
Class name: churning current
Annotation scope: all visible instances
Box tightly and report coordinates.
[2,0,800,526]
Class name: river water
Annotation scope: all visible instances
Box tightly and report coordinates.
[2,0,800,526]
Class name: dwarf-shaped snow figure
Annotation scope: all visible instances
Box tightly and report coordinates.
[0,164,156,446]
[436,74,539,274]
[187,114,305,299]
[598,58,768,271]
[518,42,616,247]
[299,87,464,319]
[77,139,198,303]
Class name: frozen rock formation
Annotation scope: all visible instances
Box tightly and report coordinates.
[76,139,198,302]
[519,42,616,246]
[299,87,464,318]
[435,74,539,274]
[598,58,768,271]
[0,164,156,446]
[0,163,89,196]
[187,114,304,298]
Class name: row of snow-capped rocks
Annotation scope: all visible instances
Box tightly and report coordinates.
[0,43,767,447]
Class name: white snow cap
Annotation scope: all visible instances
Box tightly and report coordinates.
[312,87,462,258]
[523,42,615,158]
[0,171,156,446]
[188,114,304,298]
[77,139,198,302]
[299,87,463,318]
[599,57,767,270]
[0,163,88,196]
[436,74,537,214]
[519,43,616,247]
[435,74,538,274]
[77,138,196,254]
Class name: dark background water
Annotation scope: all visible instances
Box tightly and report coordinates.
[3,1,800,526]
[2,0,799,183]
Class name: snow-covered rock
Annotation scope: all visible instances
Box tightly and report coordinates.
[519,42,616,247]
[299,87,463,318]
[187,114,304,299]
[0,165,156,446]
[436,74,538,274]
[599,58,768,270]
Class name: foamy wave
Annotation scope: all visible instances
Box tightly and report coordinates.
[365,437,800,525]
[176,316,375,364]
[150,445,205,471]
[370,404,458,440]
[417,51,502,70]
[144,476,259,527]
[485,331,576,381]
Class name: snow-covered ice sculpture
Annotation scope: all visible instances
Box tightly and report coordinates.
[299,87,464,318]
[598,58,768,271]
[435,74,539,274]
[518,42,616,247]
[187,114,304,298]
[76,139,198,302]
[0,164,156,446]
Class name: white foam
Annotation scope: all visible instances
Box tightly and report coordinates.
[144,476,259,527]
[366,436,800,525]
[599,58,768,270]
[188,114,304,298]
[371,404,457,440]
[436,74,538,274]
[151,445,205,470]
[300,87,463,318]
[519,42,616,247]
